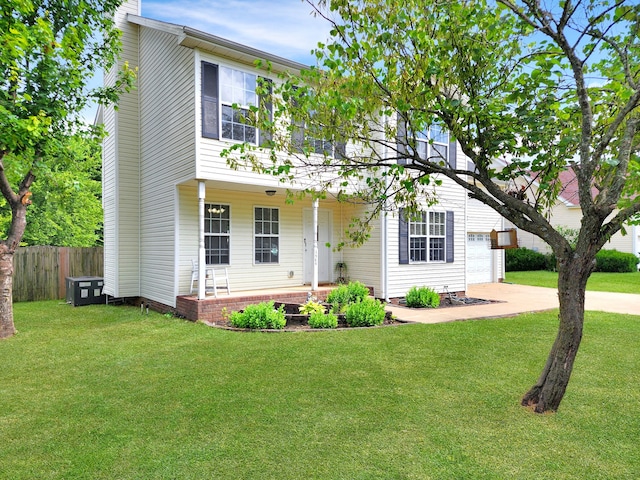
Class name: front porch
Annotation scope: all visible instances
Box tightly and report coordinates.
[176,285,336,323]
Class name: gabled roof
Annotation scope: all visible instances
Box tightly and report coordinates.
[539,169,598,208]
[127,14,308,73]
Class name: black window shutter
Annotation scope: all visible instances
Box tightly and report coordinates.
[399,208,409,264]
[259,78,273,147]
[397,114,407,165]
[446,210,454,263]
[448,139,457,170]
[201,62,219,139]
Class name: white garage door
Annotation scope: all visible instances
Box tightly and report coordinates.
[467,233,493,284]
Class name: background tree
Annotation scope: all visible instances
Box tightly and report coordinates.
[0,0,134,338]
[226,0,640,412]
[0,135,103,247]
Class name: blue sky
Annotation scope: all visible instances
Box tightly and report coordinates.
[142,0,331,65]
[85,0,332,122]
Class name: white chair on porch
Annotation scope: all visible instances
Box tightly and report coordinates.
[211,267,231,296]
[190,260,230,297]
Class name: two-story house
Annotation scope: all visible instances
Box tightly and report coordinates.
[102,0,505,322]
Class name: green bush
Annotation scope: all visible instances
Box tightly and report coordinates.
[346,281,370,303]
[344,297,386,327]
[230,301,286,329]
[308,311,338,329]
[505,247,548,271]
[326,284,350,312]
[595,249,639,273]
[327,281,370,312]
[405,286,440,308]
[544,253,558,271]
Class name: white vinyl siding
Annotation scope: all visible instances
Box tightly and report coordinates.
[387,176,467,297]
[340,203,381,295]
[137,25,197,307]
[102,1,141,298]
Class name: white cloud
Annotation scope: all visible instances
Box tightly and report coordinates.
[143,0,333,64]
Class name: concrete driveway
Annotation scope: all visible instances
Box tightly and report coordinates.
[386,282,640,324]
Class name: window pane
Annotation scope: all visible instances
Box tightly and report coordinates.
[430,124,449,144]
[232,124,244,140]
[416,140,427,160]
[432,143,448,162]
[245,126,256,144]
[430,238,445,261]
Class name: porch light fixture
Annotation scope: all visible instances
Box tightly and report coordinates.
[265,190,276,196]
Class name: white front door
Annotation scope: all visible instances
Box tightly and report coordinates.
[304,209,332,284]
[467,233,493,284]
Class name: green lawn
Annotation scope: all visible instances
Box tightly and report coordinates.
[2,301,639,479]
[505,270,640,294]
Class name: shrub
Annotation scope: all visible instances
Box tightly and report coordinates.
[326,281,370,312]
[344,297,386,327]
[326,284,350,313]
[505,247,548,271]
[299,301,325,315]
[595,249,639,273]
[229,301,286,329]
[405,286,440,308]
[308,311,338,329]
[544,253,558,271]
[346,281,370,303]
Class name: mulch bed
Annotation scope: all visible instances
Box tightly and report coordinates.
[206,297,499,332]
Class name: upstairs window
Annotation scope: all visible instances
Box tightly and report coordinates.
[416,124,449,162]
[396,116,455,168]
[220,67,257,143]
[291,92,346,158]
[201,62,272,145]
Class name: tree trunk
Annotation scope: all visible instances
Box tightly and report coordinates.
[0,191,30,339]
[0,250,16,339]
[521,256,592,413]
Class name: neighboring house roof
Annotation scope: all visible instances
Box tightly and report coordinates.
[127,14,308,73]
[537,169,599,208]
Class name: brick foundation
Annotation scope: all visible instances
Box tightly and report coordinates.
[175,290,330,323]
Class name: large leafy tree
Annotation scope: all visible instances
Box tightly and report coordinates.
[0,0,134,338]
[0,135,104,247]
[227,0,640,412]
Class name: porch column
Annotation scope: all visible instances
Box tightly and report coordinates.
[198,180,206,300]
[312,198,319,291]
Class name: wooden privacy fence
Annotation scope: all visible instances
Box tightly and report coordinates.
[13,246,104,302]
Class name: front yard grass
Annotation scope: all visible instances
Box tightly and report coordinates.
[1,301,639,479]
[506,270,640,294]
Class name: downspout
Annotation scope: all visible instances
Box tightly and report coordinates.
[633,224,639,270]
[312,198,319,291]
[197,180,206,299]
[382,114,390,302]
